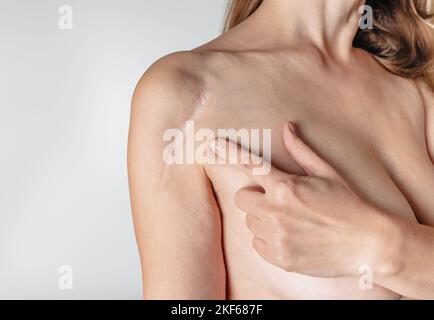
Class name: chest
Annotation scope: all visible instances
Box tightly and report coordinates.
[205,83,430,222]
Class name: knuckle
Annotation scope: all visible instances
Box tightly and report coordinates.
[273,233,287,249]
[271,226,289,248]
[267,210,283,226]
[271,180,292,201]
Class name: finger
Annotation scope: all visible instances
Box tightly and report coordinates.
[283,122,337,178]
[234,187,267,218]
[209,138,286,190]
[252,237,277,267]
[245,214,267,239]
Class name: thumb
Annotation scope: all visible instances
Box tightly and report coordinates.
[283,122,337,178]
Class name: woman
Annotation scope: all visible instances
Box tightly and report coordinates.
[128,0,434,299]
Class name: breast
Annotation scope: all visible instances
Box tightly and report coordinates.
[199,58,430,299]
[206,131,416,299]
[212,172,401,300]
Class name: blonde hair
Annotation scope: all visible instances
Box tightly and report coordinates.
[225,0,434,86]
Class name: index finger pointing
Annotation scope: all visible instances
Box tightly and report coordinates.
[209,138,285,191]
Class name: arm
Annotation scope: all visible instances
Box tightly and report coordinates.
[375,84,434,299]
[371,211,434,300]
[375,81,434,299]
[128,55,226,299]
[374,86,434,299]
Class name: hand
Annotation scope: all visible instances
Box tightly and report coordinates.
[210,123,390,278]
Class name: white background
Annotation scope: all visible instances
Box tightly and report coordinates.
[0,0,227,299]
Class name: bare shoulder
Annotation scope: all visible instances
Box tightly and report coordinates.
[131,51,215,128]
[128,50,228,188]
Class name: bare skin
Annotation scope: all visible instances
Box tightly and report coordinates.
[210,123,434,299]
[128,0,434,299]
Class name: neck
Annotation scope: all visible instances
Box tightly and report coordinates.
[245,0,365,59]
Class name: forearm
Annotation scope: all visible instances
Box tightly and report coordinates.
[372,209,434,299]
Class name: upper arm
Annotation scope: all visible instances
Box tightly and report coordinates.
[128,53,226,299]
